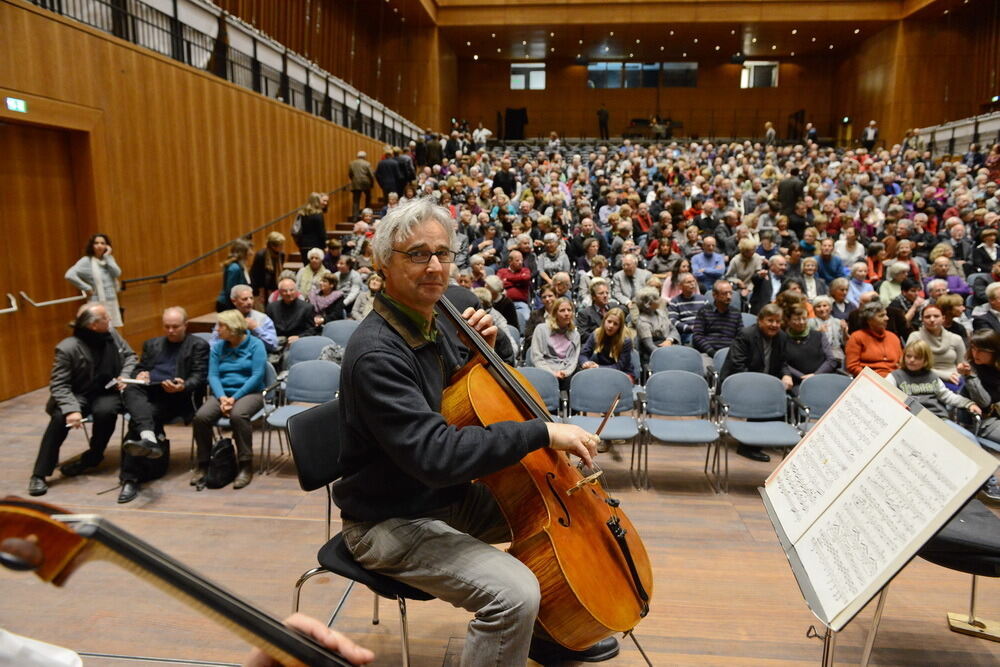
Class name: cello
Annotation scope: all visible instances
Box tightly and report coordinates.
[436,296,653,652]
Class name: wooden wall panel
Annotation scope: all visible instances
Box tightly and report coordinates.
[455,56,835,140]
[0,0,384,397]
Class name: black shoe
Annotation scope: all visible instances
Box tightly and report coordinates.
[190,464,208,487]
[736,445,770,462]
[529,636,620,665]
[117,481,140,504]
[28,476,47,497]
[123,437,163,459]
[981,476,1000,503]
[60,459,97,477]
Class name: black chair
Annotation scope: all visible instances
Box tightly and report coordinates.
[286,399,433,667]
[858,498,1000,666]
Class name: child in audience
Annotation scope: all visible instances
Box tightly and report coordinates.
[886,340,980,420]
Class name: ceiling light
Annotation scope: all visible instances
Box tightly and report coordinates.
[669,30,674,36]
[715,45,720,51]
[466,41,471,46]
[491,33,496,38]
[751,37,757,43]
[577,53,581,58]
[550,47,555,52]
[943,9,949,13]
[522,40,527,45]
[550,32,555,37]
[636,39,641,44]
[790,51,795,56]
[393,7,397,12]
[604,46,609,52]
[629,52,634,57]
[682,52,687,57]
[791,29,797,35]
[473,54,479,60]
[497,48,501,52]
[854,28,860,34]
[811,37,817,42]
[660,45,665,51]
[610,31,614,36]
[693,38,698,43]
[731,29,736,35]
[828,44,834,49]
[579,39,583,44]
[771,45,776,50]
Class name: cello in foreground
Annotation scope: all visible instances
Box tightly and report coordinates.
[437,296,653,652]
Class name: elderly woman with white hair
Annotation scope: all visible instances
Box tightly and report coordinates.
[799,256,828,300]
[537,232,571,288]
[878,261,911,306]
[295,247,332,295]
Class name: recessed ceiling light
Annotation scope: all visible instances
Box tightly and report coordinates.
[715,45,720,51]
[790,51,795,56]
[791,29,797,35]
[392,7,397,12]
[669,30,674,36]
[466,41,471,46]
[577,53,581,58]
[682,52,687,57]
[943,9,949,13]
[550,47,555,52]
[491,33,496,38]
[604,46,610,52]
[828,44,834,49]
[693,38,698,43]
[752,37,757,43]
[660,45,665,51]
[771,45,776,50]
[550,32,555,37]
[636,39,641,44]
[522,40,527,45]
[854,28,860,34]
[629,52,634,57]
[610,31,614,36]
[811,37,817,42]
[579,39,583,44]
[497,48,501,52]
[731,29,736,35]
[473,54,478,60]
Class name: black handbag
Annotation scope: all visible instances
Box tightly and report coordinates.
[201,437,237,489]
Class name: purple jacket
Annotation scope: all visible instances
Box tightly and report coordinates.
[923,274,971,296]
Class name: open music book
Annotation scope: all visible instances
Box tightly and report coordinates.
[760,368,997,631]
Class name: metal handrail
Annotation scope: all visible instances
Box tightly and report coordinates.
[20,290,88,308]
[0,294,17,315]
[121,184,350,289]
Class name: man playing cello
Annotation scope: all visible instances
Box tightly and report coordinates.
[334,198,619,665]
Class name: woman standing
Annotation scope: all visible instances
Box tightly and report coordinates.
[216,239,253,312]
[250,231,286,304]
[529,297,581,388]
[579,308,636,382]
[296,192,328,256]
[66,233,123,327]
[191,310,266,489]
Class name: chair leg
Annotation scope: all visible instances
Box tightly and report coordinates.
[292,567,331,614]
[397,596,411,667]
[860,585,890,667]
[372,592,380,625]
[947,574,1000,641]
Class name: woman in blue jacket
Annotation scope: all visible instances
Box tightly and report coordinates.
[192,309,266,488]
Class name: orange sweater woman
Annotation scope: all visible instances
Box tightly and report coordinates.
[845,302,903,377]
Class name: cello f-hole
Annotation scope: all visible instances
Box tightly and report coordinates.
[545,473,572,527]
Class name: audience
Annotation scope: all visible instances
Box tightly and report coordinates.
[216,239,253,313]
[635,287,681,368]
[529,296,580,389]
[249,231,286,304]
[66,233,124,328]
[845,301,902,377]
[579,308,636,381]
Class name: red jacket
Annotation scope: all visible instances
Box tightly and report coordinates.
[496,267,532,303]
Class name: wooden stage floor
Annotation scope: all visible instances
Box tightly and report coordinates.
[2,387,999,666]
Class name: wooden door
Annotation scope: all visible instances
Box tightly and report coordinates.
[0,122,86,400]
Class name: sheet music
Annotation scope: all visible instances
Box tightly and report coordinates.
[793,416,986,629]
[766,372,910,543]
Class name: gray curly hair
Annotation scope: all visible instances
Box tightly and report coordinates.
[371,197,456,268]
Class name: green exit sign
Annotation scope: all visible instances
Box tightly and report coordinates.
[5,97,27,113]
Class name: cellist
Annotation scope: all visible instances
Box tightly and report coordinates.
[333,198,619,665]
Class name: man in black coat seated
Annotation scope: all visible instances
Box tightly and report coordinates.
[267,278,316,349]
[119,306,209,503]
[576,278,622,339]
[718,304,793,462]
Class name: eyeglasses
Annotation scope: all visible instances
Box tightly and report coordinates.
[392,249,456,264]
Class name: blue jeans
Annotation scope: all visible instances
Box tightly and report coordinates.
[342,484,540,666]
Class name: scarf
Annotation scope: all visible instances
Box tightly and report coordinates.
[90,256,108,303]
[75,326,122,391]
[309,287,343,314]
[787,323,811,340]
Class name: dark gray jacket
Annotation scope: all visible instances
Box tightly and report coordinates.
[47,329,137,415]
